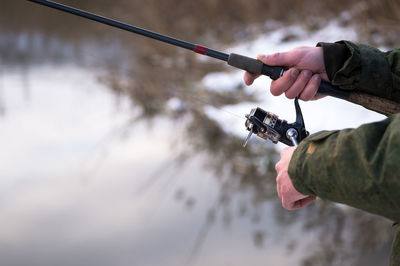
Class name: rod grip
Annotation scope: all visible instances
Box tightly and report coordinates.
[308,78,400,115]
[317,80,350,100]
[227,53,283,80]
[347,92,400,115]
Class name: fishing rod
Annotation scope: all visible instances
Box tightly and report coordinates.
[26,0,400,146]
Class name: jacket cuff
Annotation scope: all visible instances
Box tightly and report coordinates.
[317,42,350,82]
[288,130,338,196]
[332,41,393,99]
[288,140,314,195]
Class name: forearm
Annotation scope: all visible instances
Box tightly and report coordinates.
[288,114,400,221]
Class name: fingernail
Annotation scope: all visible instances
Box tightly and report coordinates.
[291,69,299,78]
[313,75,321,82]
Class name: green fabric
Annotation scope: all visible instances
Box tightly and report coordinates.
[287,41,400,264]
[289,115,400,221]
[332,41,400,102]
[391,224,400,266]
[317,42,350,81]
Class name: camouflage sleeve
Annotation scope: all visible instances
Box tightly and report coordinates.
[329,41,400,103]
[286,42,400,222]
[288,113,400,222]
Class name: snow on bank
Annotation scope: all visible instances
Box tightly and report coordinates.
[202,21,386,149]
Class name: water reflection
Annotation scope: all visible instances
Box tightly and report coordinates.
[0,66,299,266]
[1,0,399,265]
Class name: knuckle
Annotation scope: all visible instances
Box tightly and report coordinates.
[275,162,281,172]
[289,68,299,79]
[271,52,281,61]
[266,53,281,65]
[300,76,320,101]
[276,173,282,182]
[280,183,287,194]
[301,70,312,80]
[285,90,297,99]
[300,89,313,101]
[310,74,322,88]
[300,95,310,101]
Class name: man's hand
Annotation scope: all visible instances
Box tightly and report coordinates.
[275,146,316,210]
[244,47,329,101]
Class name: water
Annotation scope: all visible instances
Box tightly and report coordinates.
[0,65,308,266]
[0,1,396,265]
[0,60,391,266]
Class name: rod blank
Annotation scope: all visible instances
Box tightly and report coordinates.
[26,0,400,115]
[26,0,229,61]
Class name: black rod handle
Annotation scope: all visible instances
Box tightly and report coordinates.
[228,53,283,79]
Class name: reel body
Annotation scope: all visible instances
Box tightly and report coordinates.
[244,98,309,146]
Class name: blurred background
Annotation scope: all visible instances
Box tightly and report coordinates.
[1,1,399,265]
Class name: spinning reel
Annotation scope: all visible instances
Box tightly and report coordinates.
[244,98,309,147]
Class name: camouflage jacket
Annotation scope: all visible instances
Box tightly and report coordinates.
[288,41,400,265]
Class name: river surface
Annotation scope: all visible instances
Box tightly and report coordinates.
[0,57,391,266]
[0,65,311,266]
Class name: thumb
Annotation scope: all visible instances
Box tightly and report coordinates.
[257,52,295,67]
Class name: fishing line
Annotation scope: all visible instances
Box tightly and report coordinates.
[171,86,247,121]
